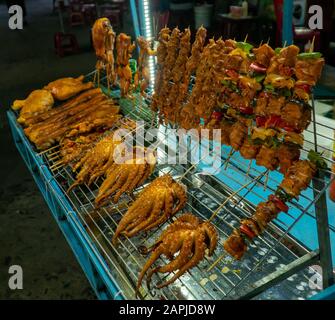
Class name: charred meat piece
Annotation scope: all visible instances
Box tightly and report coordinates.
[295,57,325,84]
[229,121,248,150]
[276,143,301,175]
[222,54,244,71]
[223,229,247,260]
[253,200,280,230]
[267,45,300,75]
[253,44,275,68]
[240,138,261,159]
[255,93,269,116]
[280,160,316,197]
[239,76,262,100]
[267,95,286,116]
[256,145,279,171]
[281,102,311,132]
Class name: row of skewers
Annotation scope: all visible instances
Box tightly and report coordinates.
[149,26,328,261]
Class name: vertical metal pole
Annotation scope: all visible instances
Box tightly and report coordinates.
[311,94,335,289]
[130,0,141,38]
[282,0,293,45]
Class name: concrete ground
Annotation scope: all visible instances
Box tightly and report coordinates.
[0,0,133,299]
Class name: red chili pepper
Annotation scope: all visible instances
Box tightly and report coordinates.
[256,116,267,127]
[226,69,239,79]
[239,105,254,115]
[269,194,289,213]
[295,83,311,94]
[240,224,256,239]
[265,115,281,128]
[211,111,224,121]
[250,62,267,74]
[282,125,296,132]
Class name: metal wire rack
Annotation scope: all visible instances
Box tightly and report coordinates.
[30,71,334,300]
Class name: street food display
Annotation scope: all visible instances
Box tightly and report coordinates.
[149,26,328,263]
[9,20,334,300]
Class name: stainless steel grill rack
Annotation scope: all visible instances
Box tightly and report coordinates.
[22,71,334,300]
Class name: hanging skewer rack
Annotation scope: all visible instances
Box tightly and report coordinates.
[7,69,335,300]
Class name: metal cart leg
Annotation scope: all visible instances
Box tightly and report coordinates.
[311,94,335,289]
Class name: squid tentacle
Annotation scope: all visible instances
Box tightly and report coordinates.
[95,165,122,206]
[113,164,139,203]
[156,234,206,289]
[112,199,154,244]
[146,235,193,290]
[136,247,165,298]
[124,193,165,237]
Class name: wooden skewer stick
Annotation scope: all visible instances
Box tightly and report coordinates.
[208,172,266,223]
[48,154,61,161]
[50,160,64,170]
[47,149,60,156]
[283,40,287,48]
[246,160,252,178]
[51,163,64,172]
[93,69,97,84]
[207,253,227,272]
[310,35,315,53]
[263,170,270,190]
[244,34,249,43]
[224,148,235,170]
[37,145,59,156]
[178,162,199,182]
[267,37,270,45]
[151,111,156,128]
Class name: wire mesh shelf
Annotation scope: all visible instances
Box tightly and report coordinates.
[26,71,334,300]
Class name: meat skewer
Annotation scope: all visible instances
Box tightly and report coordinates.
[223,150,327,260]
[134,36,156,97]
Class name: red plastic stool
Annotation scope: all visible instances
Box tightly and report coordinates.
[54,32,79,57]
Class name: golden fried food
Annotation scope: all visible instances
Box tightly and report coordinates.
[112,174,187,244]
[136,213,217,295]
[68,133,122,192]
[95,147,156,207]
[44,75,94,100]
[116,33,136,97]
[13,89,54,125]
[92,17,116,88]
